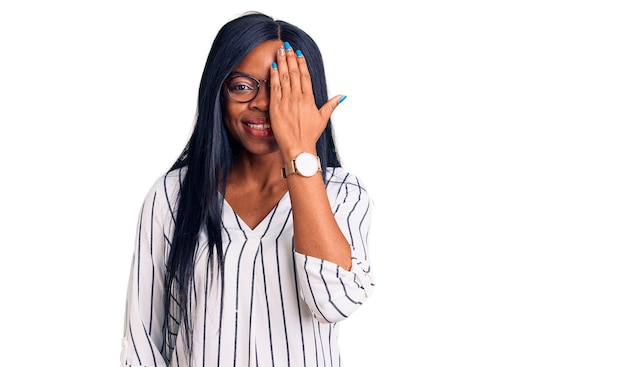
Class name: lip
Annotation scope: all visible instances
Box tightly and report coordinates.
[242,117,273,137]
[245,117,269,125]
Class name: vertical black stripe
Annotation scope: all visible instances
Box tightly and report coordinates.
[135,197,158,364]
[343,180,363,251]
[136,201,144,303]
[311,317,319,367]
[273,210,294,366]
[163,172,177,226]
[149,191,157,334]
[289,223,309,366]
[303,256,330,322]
[319,262,348,318]
[129,323,142,365]
[327,325,334,367]
[248,246,261,366]
[216,222,233,367]
[255,204,283,366]
[317,322,327,367]
[231,212,249,367]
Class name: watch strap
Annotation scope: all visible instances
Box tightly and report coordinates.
[281,160,297,178]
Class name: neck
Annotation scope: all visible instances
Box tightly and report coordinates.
[229,151,285,190]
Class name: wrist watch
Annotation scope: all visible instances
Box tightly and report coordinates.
[281,152,321,178]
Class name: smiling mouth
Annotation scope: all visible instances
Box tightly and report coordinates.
[245,122,272,131]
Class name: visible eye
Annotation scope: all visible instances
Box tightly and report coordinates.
[227,76,257,95]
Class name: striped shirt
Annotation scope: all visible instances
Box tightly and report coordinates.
[121,166,375,367]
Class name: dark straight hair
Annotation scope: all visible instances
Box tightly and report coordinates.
[163,11,341,360]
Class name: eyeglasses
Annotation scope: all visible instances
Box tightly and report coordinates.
[225,73,270,103]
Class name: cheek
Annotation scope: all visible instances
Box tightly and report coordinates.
[223,103,242,137]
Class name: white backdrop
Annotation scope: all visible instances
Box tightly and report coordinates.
[1,1,625,366]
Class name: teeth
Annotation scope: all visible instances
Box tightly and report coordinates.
[246,123,271,130]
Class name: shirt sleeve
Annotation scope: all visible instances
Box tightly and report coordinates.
[294,172,375,323]
[120,178,174,367]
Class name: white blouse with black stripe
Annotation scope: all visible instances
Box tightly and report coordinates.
[121,166,375,367]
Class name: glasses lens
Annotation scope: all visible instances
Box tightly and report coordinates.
[227,75,258,102]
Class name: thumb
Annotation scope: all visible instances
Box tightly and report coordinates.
[319,95,347,121]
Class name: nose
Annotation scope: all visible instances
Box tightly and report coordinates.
[250,80,270,111]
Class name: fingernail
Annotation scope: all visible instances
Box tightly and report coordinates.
[279,47,285,56]
[339,95,347,104]
[296,50,303,57]
[284,41,292,50]
[272,62,277,69]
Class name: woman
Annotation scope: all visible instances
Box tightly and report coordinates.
[121,11,375,367]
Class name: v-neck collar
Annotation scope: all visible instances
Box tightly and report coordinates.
[221,191,291,237]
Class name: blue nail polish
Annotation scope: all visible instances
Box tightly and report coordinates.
[296,50,303,57]
[272,62,277,69]
[284,41,291,50]
[339,95,347,104]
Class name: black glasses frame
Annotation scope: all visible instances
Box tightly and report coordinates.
[225,73,270,103]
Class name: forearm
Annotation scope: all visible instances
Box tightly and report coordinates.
[287,171,353,270]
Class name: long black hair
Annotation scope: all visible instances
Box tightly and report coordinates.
[164,11,341,359]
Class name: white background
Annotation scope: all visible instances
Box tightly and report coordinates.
[1,1,625,366]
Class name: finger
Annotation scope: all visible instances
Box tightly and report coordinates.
[269,61,281,102]
[284,42,302,93]
[295,49,313,96]
[319,95,347,122]
[275,43,291,94]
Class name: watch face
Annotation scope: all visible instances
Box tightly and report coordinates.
[295,153,319,177]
